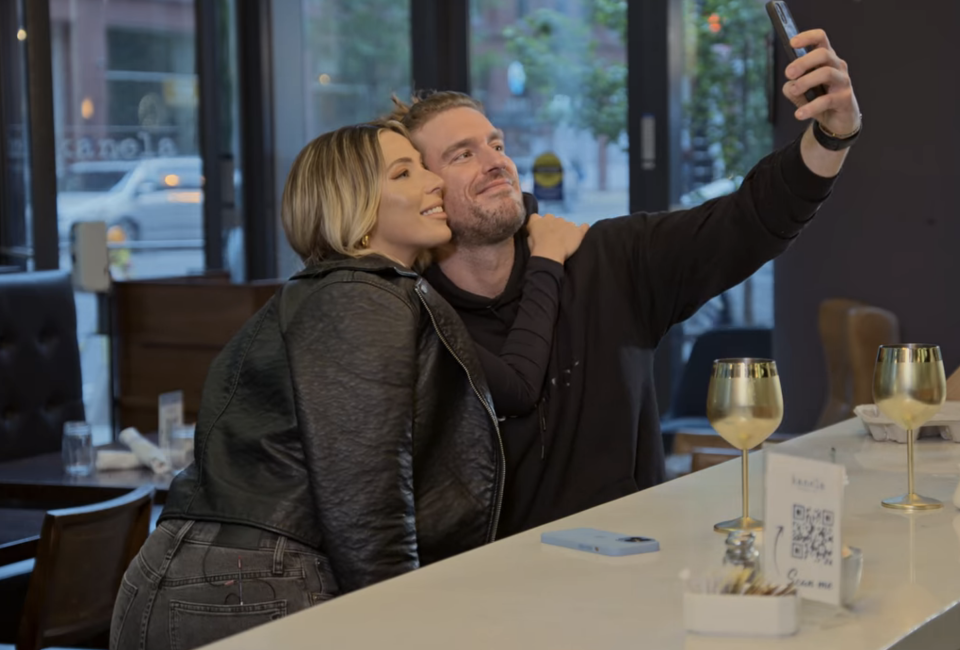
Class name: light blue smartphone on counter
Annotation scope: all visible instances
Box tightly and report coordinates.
[541,528,660,557]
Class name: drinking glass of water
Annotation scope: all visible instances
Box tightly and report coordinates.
[169,423,195,473]
[62,421,95,477]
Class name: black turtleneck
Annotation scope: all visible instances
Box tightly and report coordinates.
[425,134,837,537]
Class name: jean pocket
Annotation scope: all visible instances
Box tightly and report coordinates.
[110,574,139,650]
[169,600,287,650]
[309,555,340,603]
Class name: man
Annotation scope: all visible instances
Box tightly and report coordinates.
[387,30,861,537]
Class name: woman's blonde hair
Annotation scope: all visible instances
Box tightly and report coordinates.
[281,120,411,267]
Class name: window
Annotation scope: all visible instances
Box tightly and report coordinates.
[48,0,203,440]
[675,0,774,357]
[470,0,628,225]
[0,0,32,269]
[50,0,203,280]
[274,0,412,277]
[302,0,412,139]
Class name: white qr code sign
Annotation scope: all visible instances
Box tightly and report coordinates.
[763,451,845,606]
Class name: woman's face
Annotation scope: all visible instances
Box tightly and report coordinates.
[368,130,450,267]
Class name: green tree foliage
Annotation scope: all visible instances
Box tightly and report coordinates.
[686,0,772,179]
[502,1,627,148]
[500,0,770,181]
[305,0,410,122]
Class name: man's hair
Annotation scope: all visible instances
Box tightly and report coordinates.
[281,120,411,267]
[386,90,485,134]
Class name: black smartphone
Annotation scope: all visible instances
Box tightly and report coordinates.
[765,1,827,103]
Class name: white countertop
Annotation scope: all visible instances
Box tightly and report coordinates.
[203,419,960,650]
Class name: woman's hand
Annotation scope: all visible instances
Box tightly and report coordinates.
[527,213,589,264]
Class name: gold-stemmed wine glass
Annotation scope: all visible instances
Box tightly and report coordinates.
[873,344,946,511]
[708,358,784,532]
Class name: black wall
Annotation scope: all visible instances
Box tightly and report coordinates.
[774,1,960,431]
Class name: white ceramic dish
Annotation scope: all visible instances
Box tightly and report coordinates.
[855,402,960,443]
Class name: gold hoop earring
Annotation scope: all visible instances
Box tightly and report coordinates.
[360,234,371,248]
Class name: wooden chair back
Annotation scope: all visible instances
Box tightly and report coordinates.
[15,486,153,650]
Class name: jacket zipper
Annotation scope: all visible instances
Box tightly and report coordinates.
[537,399,547,460]
[415,287,506,543]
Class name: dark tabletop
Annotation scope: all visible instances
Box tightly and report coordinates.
[0,445,171,566]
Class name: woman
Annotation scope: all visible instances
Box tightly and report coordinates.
[110,121,585,650]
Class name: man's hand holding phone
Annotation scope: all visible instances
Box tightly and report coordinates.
[783,29,861,139]
[766,0,861,176]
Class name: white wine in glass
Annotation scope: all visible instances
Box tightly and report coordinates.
[708,358,784,532]
[874,344,946,511]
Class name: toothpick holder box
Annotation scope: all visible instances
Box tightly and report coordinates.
[683,592,801,637]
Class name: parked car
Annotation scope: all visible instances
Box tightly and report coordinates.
[58,156,203,242]
[57,160,138,235]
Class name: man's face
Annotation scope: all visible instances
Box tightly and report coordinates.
[411,107,525,248]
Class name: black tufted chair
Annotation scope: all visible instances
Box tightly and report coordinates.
[0,271,84,462]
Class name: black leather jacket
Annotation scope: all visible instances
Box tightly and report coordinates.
[161,255,505,593]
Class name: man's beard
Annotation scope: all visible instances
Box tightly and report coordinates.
[449,193,525,247]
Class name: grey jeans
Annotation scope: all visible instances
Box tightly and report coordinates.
[110,519,339,650]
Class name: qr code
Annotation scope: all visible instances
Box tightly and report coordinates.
[791,504,834,565]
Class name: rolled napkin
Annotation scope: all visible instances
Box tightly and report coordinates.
[96,449,142,471]
[119,427,172,474]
